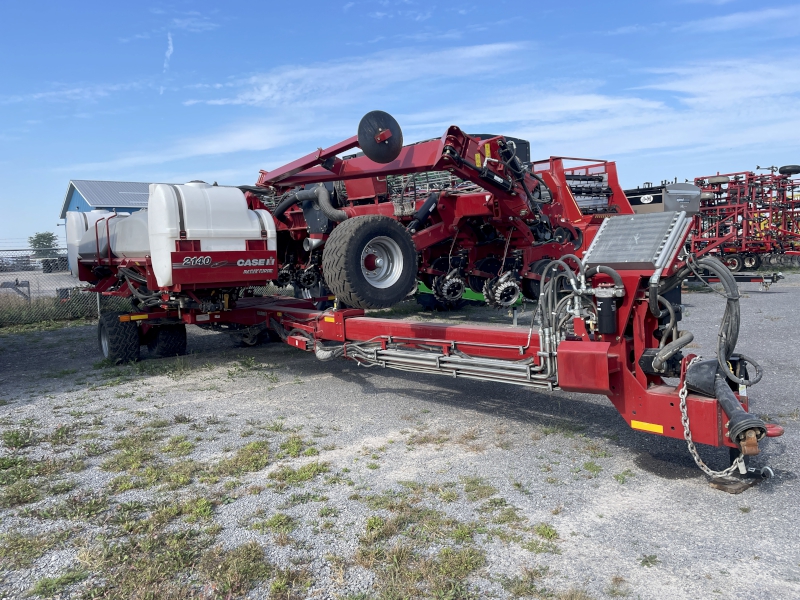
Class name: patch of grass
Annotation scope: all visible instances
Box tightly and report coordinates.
[366,462,380,470]
[265,419,288,432]
[0,479,41,507]
[2,427,38,450]
[407,428,450,446]
[279,492,328,508]
[606,575,632,597]
[161,435,195,457]
[199,541,273,598]
[172,413,193,424]
[216,441,270,476]
[439,489,459,503]
[82,441,105,457]
[319,506,339,518]
[268,461,329,486]
[613,469,635,484]
[29,568,88,597]
[49,479,78,495]
[49,424,77,446]
[500,565,550,598]
[184,497,214,522]
[583,461,603,477]
[460,476,498,501]
[102,429,162,472]
[533,522,559,541]
[492,507,524,525]
[252,513,295,535]
[0,530,69,568]
[278,434,316,458]
[44,491,109,522]
[639,554,660,567]
[520,538,560,555]
[269,566,312,599]
[80,528,215,597]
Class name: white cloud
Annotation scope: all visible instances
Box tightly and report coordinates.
[676,6,800,33]
[62,49,800,186]
[0,82,143,105]
[185,43,527,108]
[163,33,174,72]
[171,15,218,33]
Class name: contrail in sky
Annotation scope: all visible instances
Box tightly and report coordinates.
[163,32,173,72]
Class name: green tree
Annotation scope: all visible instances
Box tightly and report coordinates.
[28,232,59,258]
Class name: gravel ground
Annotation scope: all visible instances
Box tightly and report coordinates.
[0,273,797,599]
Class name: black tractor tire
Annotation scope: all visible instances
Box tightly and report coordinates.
[98,312,140,364]
[779,165,800,176]
[147,324,187,358]
[722,254,743,272]
[322,215,417,309]
[742,255,761,270]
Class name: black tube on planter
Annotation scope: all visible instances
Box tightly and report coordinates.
[407,192,440,233]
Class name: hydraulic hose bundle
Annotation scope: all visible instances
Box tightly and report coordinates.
[654,255,762,387]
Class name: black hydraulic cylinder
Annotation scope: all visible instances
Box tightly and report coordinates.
[407,192,439,233]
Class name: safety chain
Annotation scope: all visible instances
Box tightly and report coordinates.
[680,356,746,478]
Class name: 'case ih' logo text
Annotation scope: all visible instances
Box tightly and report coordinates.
[237,258,276,267]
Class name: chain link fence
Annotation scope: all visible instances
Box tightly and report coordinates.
[0,249,307,328]
[0,249,115,327]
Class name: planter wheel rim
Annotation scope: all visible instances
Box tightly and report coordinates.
[360,236,404,289]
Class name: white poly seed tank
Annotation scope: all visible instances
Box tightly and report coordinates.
[113,210,151,257]
[76,212,133,263]
[148,182,277,287]
[66,209,110,276]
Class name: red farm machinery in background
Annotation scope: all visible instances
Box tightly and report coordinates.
[626,166,800,273]
[68,111,783,485]
[691,167,800,271]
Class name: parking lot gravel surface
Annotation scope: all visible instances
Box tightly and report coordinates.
[0,273,797,599]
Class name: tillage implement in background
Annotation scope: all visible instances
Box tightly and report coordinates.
[67,112,783,488]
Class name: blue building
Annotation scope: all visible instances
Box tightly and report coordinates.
[59,180,155,219]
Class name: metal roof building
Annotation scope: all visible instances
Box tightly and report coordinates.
[59,180,167,219]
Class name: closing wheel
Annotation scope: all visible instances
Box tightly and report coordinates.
[147,323,187,358]
[98,312,140,364]
[742,255,761,270]
[322,215,417,309]
[722,254,743,272]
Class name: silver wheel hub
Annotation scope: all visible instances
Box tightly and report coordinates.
[360,236,403,289]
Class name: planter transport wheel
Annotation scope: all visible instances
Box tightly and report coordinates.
[98,312,140,364]
[723,254,743,272]
[742,255,761,270]
[322,215,417,309]
[147,323,187,358]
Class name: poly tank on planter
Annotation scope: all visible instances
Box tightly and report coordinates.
[66,209,110,276]
[148,182,277,287]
